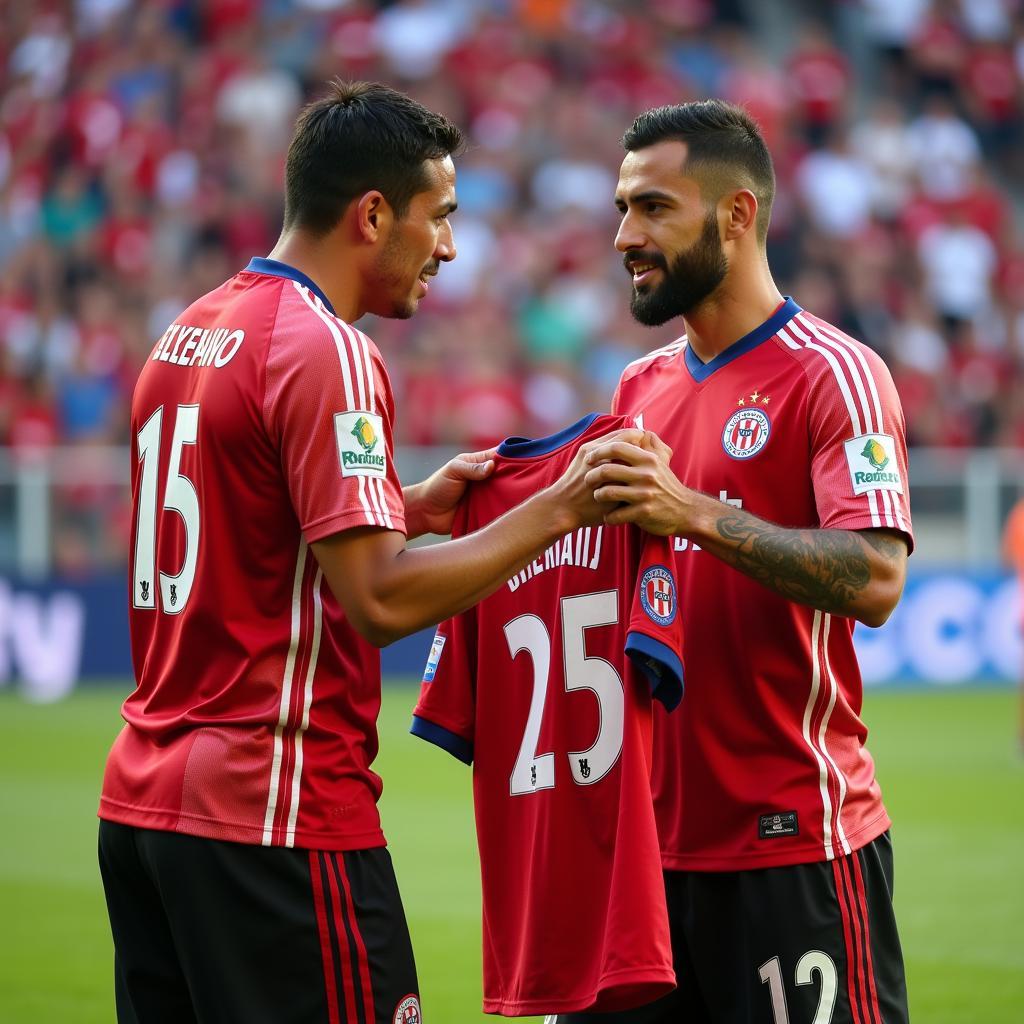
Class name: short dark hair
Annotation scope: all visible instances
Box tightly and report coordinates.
[623,100,775,243]
[283,79,464,234]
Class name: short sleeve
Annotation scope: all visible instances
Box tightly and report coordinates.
[807,343,914,550]
[623,530,685,711]
[410,607,477,765]
[263,306,406,542]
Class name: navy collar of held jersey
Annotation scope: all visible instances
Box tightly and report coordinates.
[683,297,801,383]
[497,412,601,458]
[245,257,337,316]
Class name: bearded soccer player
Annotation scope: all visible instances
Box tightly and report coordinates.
[569,101,913,1023]
[97,81,631,1024]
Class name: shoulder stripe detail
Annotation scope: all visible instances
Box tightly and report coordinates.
[779,321,883,529]
[801,316,908,534]
[263,541,309,846]
[285,567,324,847]
[294,282,357,409]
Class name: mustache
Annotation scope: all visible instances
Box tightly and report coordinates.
[421,262,440,277]
[623,251,667,272]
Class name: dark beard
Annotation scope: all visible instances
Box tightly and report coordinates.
[628,211,728,326]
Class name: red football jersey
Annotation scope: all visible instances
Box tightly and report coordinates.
[99,258,405,851]
[612,298,914,871]
[411,414,683,1017]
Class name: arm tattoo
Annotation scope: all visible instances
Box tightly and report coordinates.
[714,513,878,616]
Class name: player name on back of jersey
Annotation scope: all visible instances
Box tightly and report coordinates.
[150,323,245,368]
[507,525,604,591]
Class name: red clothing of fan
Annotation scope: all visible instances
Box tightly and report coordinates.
[613,298,914,872]
[411,413,683,1016]
[99,258,405,851]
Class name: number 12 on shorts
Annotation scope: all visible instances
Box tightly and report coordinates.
[759,952,838,1024]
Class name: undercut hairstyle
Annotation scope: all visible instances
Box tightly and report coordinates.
[283,79,464,235]
[623,100,775,244]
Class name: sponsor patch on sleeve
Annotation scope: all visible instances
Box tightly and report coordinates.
[335,411,387,478]
[423,633,446,683]
[844,433,903,496]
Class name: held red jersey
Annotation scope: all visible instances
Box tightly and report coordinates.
[411,414,684,1017]
[99,258,405,851]
[613,299,913,871]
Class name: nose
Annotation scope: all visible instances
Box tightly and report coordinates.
[436,220,456,263]
[614,211,644,254]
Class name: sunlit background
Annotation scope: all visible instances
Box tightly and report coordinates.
[0,1,1022,1022]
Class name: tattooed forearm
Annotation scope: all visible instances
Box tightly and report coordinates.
[713,513,876,616]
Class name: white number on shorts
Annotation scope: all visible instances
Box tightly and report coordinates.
[504,590,624,796]
[759,950,838,1024]
[133,403,201,613]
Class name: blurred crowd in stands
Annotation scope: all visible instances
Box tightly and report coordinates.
[2,0,1024,568]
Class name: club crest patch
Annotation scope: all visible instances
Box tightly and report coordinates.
[640,565,677,626]
[393,994,421,1024]
[423,633,446,682]
[722,407,771,459]
[335,411,387,478]
[844,433,903,495]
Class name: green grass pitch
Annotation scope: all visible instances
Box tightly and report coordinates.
[0,684,1021,1023]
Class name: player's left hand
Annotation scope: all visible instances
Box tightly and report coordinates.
[404,448,498,538]
[584,429,690,536]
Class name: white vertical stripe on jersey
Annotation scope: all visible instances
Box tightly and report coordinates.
[285,567,324,847]
[817,613,852,855]
[338,319,368,411]
[802,610,836,859]
[796,315,896,529]
[358,476,384,527]
[373,478,395,529]
[354,326,377,413]
[807,316,910,535]
[779,323,881,529]
[293,283,377,526]
[263,542,307,845]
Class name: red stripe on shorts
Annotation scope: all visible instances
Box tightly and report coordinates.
[851,850,884,1024]
[334,852,376,1024]
[325,852,360,1022]
[310,852,341,1024]
[833,856,869,1024]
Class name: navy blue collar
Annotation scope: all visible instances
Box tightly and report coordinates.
[245,257,336,316]
[683,297,801,383]
[498,413,600,458]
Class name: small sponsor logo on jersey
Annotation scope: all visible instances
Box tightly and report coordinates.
[640,565,677,626]
[335,411,387,478]
[844,433,903,496]
[578,757,591,779]
[722,407,771,459]
[393,994,421,1024]
[423,633,446,682]
[759,810,799,839]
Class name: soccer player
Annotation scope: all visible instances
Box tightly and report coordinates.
[409,413,684,1017]
[569,101,914,1023]
[97,81,633,1024]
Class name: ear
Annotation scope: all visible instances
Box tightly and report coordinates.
[723,188,758,241]
[354,190,393,243]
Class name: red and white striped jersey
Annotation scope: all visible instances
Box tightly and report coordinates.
[99,258,404,851]
[612,298,913,871]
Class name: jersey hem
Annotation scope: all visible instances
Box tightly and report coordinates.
[97,800,387,852]
[304,508,406,542]
[660,810,891,871]
[482,966,676,1016]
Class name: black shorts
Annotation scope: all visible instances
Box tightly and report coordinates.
[552,831,908,1024]
[98,821,420,1024]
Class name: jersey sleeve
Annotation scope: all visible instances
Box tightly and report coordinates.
[623,530,685,711]
[806,344,914,550]
[410,608,477,765]
[263,311,406,542]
